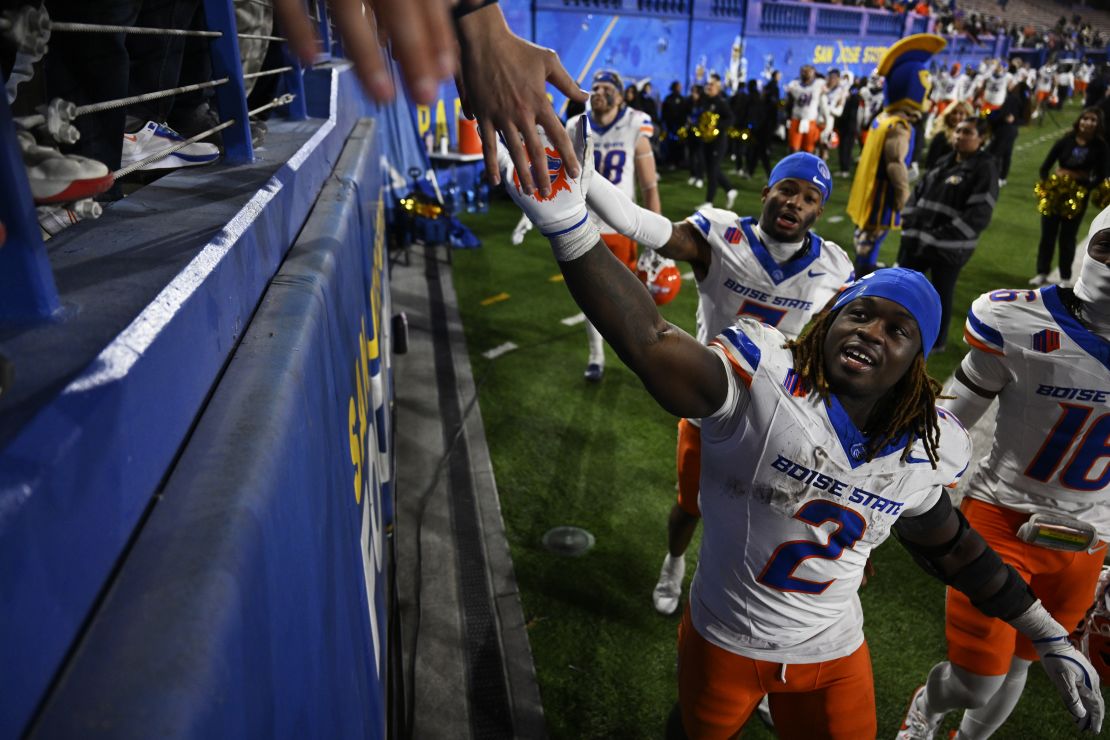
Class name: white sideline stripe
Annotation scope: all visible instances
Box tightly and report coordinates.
[561,313,587,326]
[682,271,694,281]
[65,69,342,394]
[482,342,518,359]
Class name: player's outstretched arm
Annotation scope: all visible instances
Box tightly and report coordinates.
[896,496,1104,734]
[585,175,710,272]
[499,127,727,419]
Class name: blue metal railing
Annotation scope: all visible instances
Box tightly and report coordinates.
[760,2,809,33]
[0,0,320,322]
[816,8,861,35]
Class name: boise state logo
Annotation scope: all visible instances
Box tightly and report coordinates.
[817,159,831,182]
[512,147,572,202]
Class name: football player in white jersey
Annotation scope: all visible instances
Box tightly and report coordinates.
[898,206,1110,740]
[564,69,661,382]
[786,65,827,154]
[579,153,854,616]
[818,69,850,161]
[1033,63,1057,119]
[497,121,1103,739]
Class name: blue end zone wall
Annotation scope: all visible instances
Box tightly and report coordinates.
[30,118,392,738]
[3,66,396,738]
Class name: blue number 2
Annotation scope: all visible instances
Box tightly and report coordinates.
[757,500,867,594]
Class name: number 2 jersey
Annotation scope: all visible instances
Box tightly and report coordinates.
[961,286,1110,539]
[568,108,654,235]
[693,318,971,663]
[686,207,854,343]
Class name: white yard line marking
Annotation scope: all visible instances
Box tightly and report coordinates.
[482,342,518,359]
[561,313,587,326]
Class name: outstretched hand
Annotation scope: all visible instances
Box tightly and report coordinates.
[456,5,587,197]
[275,0,454,104]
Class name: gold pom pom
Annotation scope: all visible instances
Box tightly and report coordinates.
[1036,173,1090,219]
[696,111,721,143]
[1092,179,1110,210]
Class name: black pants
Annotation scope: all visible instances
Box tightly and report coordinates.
[900,244,975,349]
[836,122,857,173]
[704,138,732,202]
[989,125,1018,180]
[45,0,141,171]
[746,135,772,177]
[1037,212,1084,280]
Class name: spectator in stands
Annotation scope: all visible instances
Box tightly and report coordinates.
[636,80,660,128]
[923,100,972,169]
[899,118,999,353]
[697,74,738,210]
[1031,108,1110,288]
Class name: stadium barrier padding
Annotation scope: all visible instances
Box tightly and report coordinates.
[0,67,370,738]
[29,116,392,739]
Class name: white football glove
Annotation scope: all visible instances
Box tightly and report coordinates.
[496,121,597,262]
[1013,600,1104,733]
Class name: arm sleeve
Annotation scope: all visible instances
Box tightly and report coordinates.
[585,175,674,248]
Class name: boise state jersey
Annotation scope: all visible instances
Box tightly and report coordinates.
[570,108,654,235]
[685,208,854,343]
[690,318,971,662]
[961,286,1110,538]
[933,71,958,102]
[787,78,826,122]
[981,73,1011,107]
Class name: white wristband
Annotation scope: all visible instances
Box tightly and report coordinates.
[546,213,601,262]
[1009,599,1066,640]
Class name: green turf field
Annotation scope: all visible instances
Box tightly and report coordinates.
[452,100,1104,739]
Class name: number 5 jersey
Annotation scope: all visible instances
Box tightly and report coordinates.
[694,318,971,663]
[962,285,1110,540]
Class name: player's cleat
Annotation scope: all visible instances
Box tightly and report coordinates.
[687,176,697,186]
[121,121,219,171]
[725,188,739,210]
[897,685,944,740]
[1028,273,1048,287]
[583,363,604,383]
[652,553,685,615]
[998,178,1007,188]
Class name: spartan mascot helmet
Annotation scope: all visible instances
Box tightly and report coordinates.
[1074,567,1110,682]
[636,250,682,306]
[879,33,946,113]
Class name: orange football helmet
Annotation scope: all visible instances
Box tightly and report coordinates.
[636,251,682,306]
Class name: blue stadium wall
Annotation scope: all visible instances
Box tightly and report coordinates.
[417,0,1018,151]
[2,68,398,738]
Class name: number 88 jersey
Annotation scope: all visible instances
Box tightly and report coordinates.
[568,109,653,235]
[961,285,1110,537]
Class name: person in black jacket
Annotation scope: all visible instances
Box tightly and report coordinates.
[661,81,688,169]
[987,85,1025,186]
[699,74,738,208]
[744,79,776,179]
[1031,107,1110,287]
[899,119,999,352]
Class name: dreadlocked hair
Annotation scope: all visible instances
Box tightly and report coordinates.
[785,310,944,468]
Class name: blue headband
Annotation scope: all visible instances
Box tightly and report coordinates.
[592,70,624,92]
[767,152,833,203]
[830,268,942,356]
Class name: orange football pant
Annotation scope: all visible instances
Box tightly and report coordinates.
[602,233,638,272]
[676,418,702,516]
[787,119,821,153]
[946,497,1105,675]
[678,606,877,739]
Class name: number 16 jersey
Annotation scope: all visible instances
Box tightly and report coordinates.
[962,285,1110,539]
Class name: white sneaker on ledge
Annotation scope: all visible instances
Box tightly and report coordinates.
[122,121,219,171]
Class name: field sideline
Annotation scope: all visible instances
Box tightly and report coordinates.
[452,100,1102,739]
